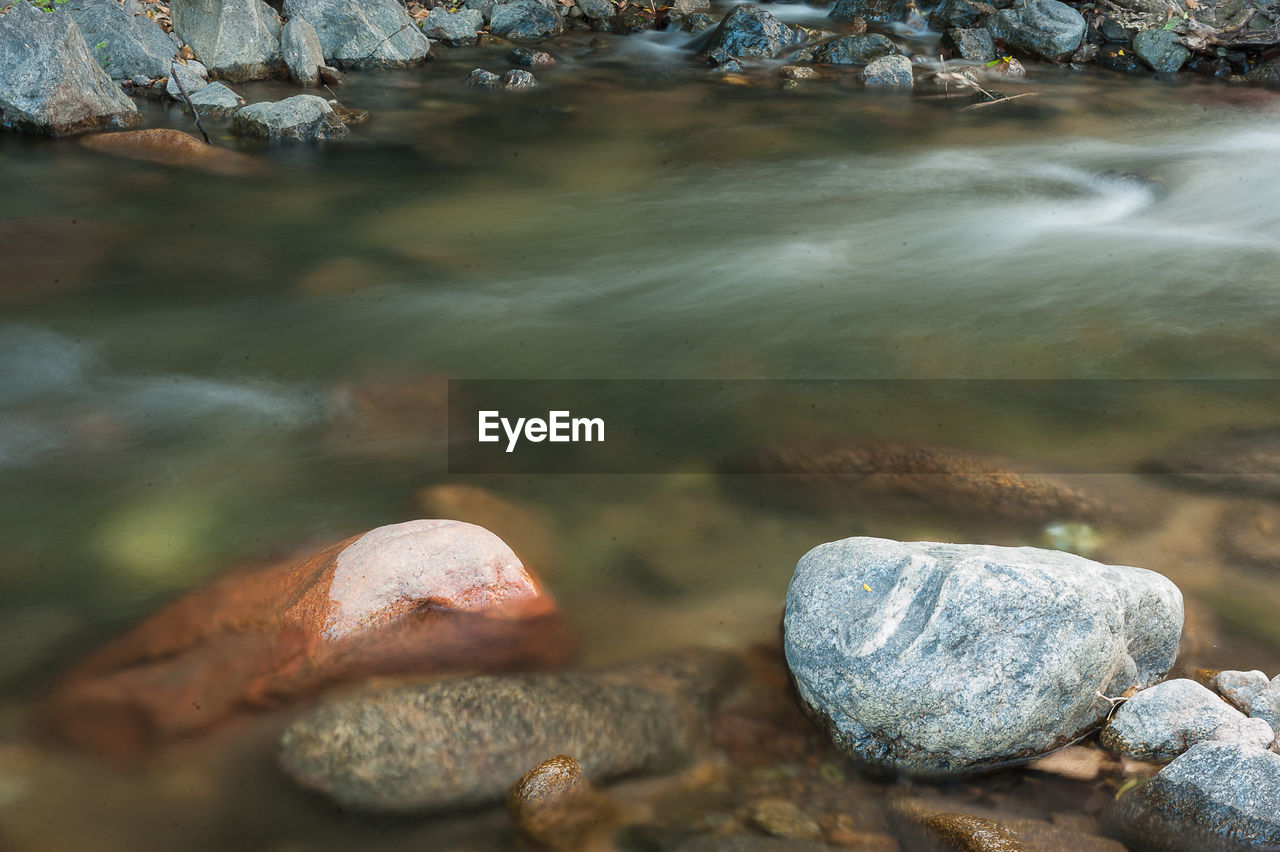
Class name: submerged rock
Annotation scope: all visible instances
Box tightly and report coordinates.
[283,0,430,68]
[279,649,741,813]
[747,800,824,843]
[231,94,347,141]
[783,537,1183,776]
[45,519,569,754]
[0,2,140,135]
[701,5,798,59]
[502,69,538,89]
[489,0,564,41]
[78,128,260,174]
[1133,28,1189,73]
[1141,425,1280,499]
[509,46,556,67]
[170,0,285,81]
[724,439,1107,523]
[1218,503,1280,573]
[863,54,913,86]
[507,755,620,851]
[810,33,896,65]
[986,0,1085,61]
[1111,741,1280,850]
[282,17,325,86]
[1100,679,1275,762]
[463,67,503,88]
[67,0,177,80]
[891,797,1126,852]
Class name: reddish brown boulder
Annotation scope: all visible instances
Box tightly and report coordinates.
[44,519,570,756]
[79,129,263,176]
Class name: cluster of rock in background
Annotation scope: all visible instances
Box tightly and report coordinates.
[4,0,1280,144]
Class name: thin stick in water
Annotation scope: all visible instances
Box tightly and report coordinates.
[170,61,212,145]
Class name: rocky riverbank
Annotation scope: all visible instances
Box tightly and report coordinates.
[3,0,1280,144]
[19,482,1278,850]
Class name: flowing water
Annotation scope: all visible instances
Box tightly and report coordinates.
[3,13,1280,850]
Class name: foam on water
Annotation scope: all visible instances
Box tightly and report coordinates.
[0,324,324,470]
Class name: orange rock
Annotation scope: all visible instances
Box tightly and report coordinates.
[44,519,571,756]
[79,129,262,176]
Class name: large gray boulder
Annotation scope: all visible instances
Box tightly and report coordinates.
[170,0,284,81]
[700,4,797,59]
[1112,741,1280,850]
[66,0,177,80]
[488,0,563,41]
[230,94,347,141]
[282,0,429,68]
[0,2,139,135]
[985,0,1085,61]
[783,537,1183,776]
[1100,678,1275,762]
[281,17,324,86]
[279,650,740,813]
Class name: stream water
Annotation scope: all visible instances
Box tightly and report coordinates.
[3,12,1280,850]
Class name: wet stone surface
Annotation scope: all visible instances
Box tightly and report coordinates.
[279,649,741,813]
[784,537,1183,775]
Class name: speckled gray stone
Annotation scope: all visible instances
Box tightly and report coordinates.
[1215,670,1270,713]
[279,650,740,813]
[810,34,896,66]
[1233,674,1280,732]
[700,4,797,59]
[0,2,140,135]
[1112,741,1280,850]
[829,0,900,24]
[947,27,996,62]
[170,0,285,82]
[165,61,209,99]
[862,54,913,87]
[67,0,178,80]
[282,0,429,68]
[985,0,1085,61]
[1101,678,1275,762]
[419,7,482,46]
[488,0,564,41]
[230,94,347,141]
[185,81,244,116]
[282,17,325,86]
[1132,27,1189,73]
[783,537,1183,776]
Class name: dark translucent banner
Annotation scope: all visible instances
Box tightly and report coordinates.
[447,379,1280,475]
